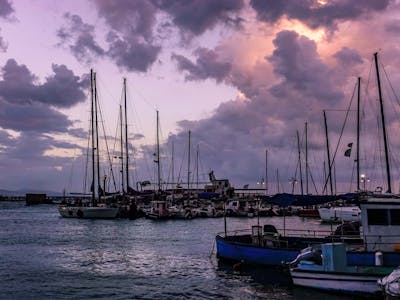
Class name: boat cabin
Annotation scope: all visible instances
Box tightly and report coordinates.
[360,197,400,252]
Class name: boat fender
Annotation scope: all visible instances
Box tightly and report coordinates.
[375,251,383,266]
[77,209,83,218]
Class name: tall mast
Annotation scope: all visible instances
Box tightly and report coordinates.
[265,149,268,195]
[196,144,199,192]
[124,78,129,191]
[156,110,161,192]
[356,77,361,192]
[90,69,95,203]
[120,105,124,193]
[374,52,392,193]
[94,72,100,203]
[305,122,309,195]
[171,140,174,189]
[276,168,280,193]
[323,110,333,195]
[187,130,191,194]
[297,130,304,195]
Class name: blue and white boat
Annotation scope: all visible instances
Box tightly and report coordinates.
[216,195,400,267]
[289,242,394,296]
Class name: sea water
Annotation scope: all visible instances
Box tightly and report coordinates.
[0,202,369,299]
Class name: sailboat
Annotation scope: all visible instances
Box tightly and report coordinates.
[146,110,171,220]
[58,70,119,219]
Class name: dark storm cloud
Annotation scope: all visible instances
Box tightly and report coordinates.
[268,30,343,104]
[94,0,157,41]
[58,2,161,72]
[0,59,88,108]
[171,48,231,82]
[154,0,245,35]
[0,98,73,133]
[157,28,356,191]
[250,0,391,32]
[333,47,363,66]
[106,33,161,72]
[93,0,161,72]
[0,0,13,18]
[59,0,244,72]
[57,13,105,63]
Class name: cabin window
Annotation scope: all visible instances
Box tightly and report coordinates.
[367,209,388,225]
[390,209,400,225]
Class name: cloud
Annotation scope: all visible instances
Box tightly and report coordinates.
[154,28,360,193]
[333,47,363,67]
[0,59,88,108]
[385,19,400,33]
[57,13,105,63]
[155,0,245,36]
[0,0,13,18]
[106,32,161,72]
[0,59,88,191]
[250,0,391,33]
[268,30,343,105]
[58,4,161,72]
[0,0,14,52]
[59,0,245,72]
[94,0,157,41]
[0,98,73,133]
[171,48,232,82]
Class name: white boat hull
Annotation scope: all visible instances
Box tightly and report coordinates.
[290,269,383,295]
[318,207,361,222]
[58,205,119,219]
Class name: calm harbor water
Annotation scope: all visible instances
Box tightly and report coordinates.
[0,202,375,299]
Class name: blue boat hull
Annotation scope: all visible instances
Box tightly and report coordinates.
[216,235,400,267]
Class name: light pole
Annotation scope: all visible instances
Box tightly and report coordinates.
[360,174,369,192]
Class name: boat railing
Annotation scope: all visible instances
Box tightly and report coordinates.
[218,227,350,238]
[218,226,362,242]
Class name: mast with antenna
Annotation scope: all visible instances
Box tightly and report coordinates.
[374,52,392,193]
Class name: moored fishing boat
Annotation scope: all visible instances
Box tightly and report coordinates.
[289,242,394,296]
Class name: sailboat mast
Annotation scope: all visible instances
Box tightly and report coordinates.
[171,140,174,189]
[196,144,199,192]
[323,110,333,195]
[297,130,304,195]
[90,70,95,203]
[374,52,392,193]
[156,110,161,191]
[276,168,280,193]
[187,130,191,194]
[94,72,100,203]
[124,78,129,191]
[120,105,124,193]
[265,149,268,195]
[357,77,361,192]
[305,122,309,195]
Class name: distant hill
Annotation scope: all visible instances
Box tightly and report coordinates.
[0,188,63,197]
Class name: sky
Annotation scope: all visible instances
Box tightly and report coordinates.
[1,0,400,195]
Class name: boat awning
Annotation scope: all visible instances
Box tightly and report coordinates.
[198,192,220,200]
[259,193,350,207]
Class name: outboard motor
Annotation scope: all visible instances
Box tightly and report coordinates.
[289,246,322,267]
